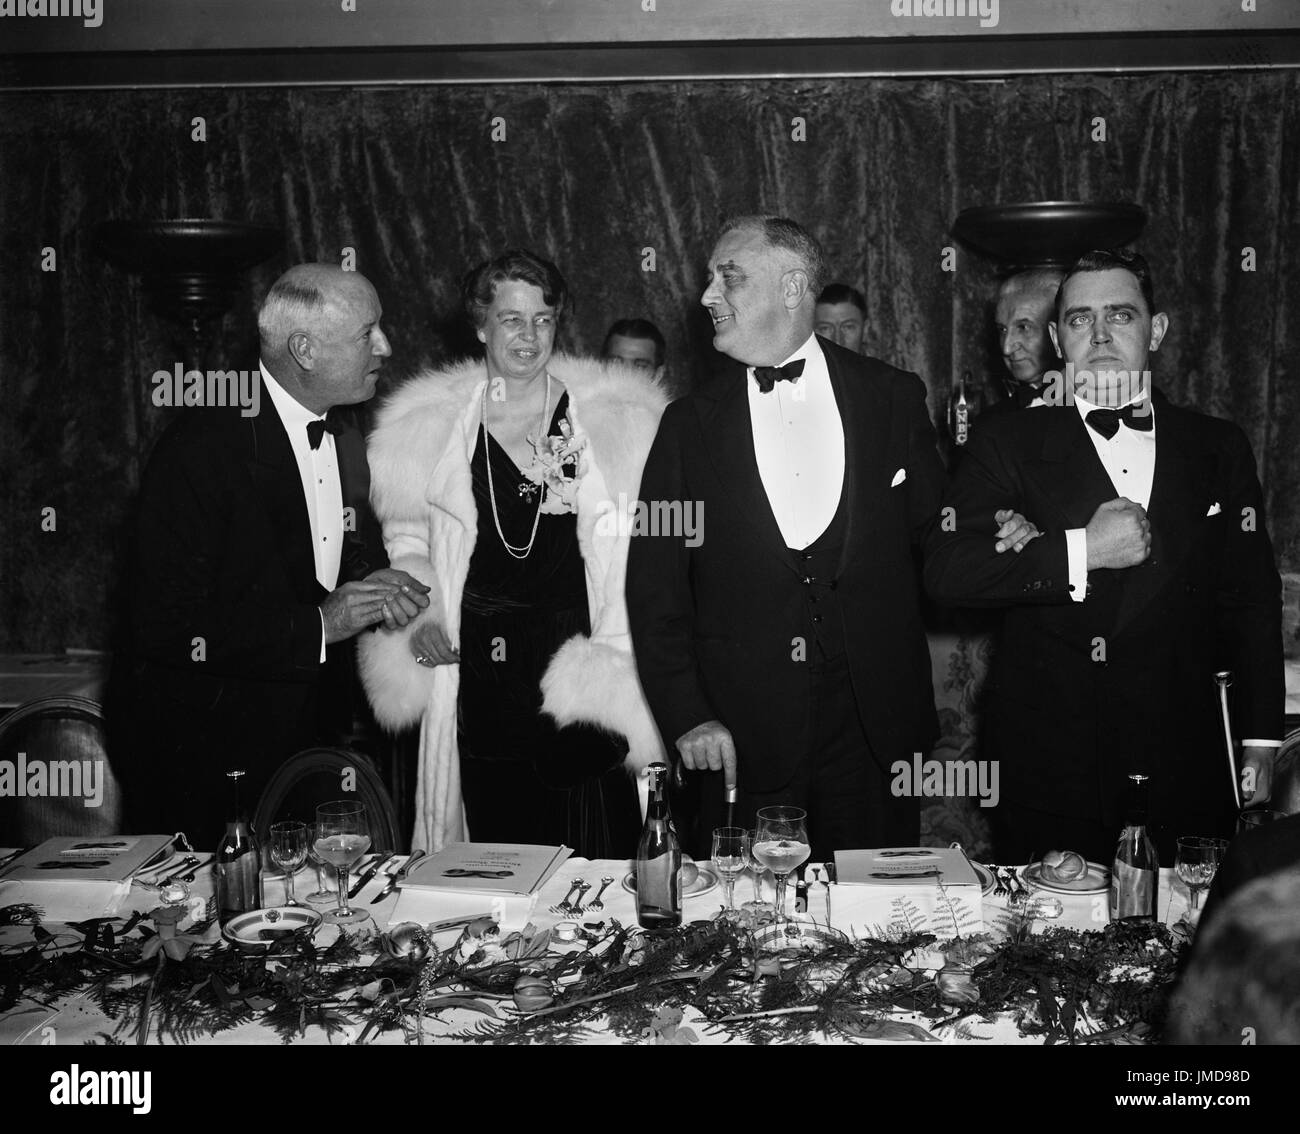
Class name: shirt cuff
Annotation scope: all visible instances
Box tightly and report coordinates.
[318,608,327,663]
[1065,528,1088,602]
[1241,739,1281,748]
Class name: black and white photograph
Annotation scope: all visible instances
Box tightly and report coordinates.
[0,0,1297,1092]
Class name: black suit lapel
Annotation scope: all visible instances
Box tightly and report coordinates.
[1036,409,1121,529]
[823,339,887,578]
[247,398,323,602]
[696,361,793,567]
[1110,403,1212,637]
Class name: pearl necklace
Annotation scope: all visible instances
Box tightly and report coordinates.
[481,372,551,560]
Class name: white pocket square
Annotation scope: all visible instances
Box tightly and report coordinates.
[1206,501,1222,517]
[890,468,907,488]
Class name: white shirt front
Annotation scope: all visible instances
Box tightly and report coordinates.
[1065,390,1156,605]
[746,334,845,550]
[260,364,343,662]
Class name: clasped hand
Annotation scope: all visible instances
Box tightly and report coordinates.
[320,568,431,645]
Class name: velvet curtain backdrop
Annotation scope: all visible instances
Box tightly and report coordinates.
[1,72,1297,652]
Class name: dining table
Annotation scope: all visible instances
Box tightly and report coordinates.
[0,847,1200,1047]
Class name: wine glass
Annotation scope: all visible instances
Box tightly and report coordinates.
[1175,836,1228,913]
[711,827,749,920]
[269,821,308,907]
[1238,809,1284,832]
[742,827,774,917]
[303,823,338,906]
[314,801,371,925]
[753,806,811,925]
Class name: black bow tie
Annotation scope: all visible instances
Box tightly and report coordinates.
[1012,382,1047,409]
[753,359,806,394]
[306,415,342,450]
[1086,403,1153,440]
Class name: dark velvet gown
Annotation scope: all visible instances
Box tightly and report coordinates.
[456,391,641,859]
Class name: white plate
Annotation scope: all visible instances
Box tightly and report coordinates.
[1022,860,1110,895]
[221,906,322,950]
[622,867,719,901]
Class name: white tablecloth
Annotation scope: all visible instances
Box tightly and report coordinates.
[0,853,1193,1045]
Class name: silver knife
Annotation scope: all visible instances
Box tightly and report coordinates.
[348,852,394,899]
[371,849,426,904]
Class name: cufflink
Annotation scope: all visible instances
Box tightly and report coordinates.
[890,468,907,487]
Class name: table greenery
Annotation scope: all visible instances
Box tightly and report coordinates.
[0,899,1190,1045]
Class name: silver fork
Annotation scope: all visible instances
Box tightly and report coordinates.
[587,876,615,911]
[569,881,593,916]
[551,878,584,915]
[991,866,1009,897]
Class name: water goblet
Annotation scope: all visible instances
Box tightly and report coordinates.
[742,827,775,918]
[269,820,308,907]
[711,827,749,920]
[1175,836,1228,914]
[753,806,811,927]
[314,801,371,925]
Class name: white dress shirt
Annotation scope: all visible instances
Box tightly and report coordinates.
[747,334,845,550]
[260,363,343,660]
[1064,389,1156,604]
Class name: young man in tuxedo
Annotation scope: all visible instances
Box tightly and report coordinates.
[925,249,1284,863]
[628,216,963,860]
[119,264,430,843]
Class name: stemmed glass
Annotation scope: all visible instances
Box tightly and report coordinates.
[314,801,371,925]
[711,827,749,920]
[269,821,308,907]
[303,823,337,906]
[1175,836,1228,914]
[742,828,774,917]
[753,806,811,925]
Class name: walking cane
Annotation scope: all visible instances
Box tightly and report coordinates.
[1214,671,1243,811]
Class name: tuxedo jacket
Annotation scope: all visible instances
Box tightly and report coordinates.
[923,393,1284,836]
[627,337,945,792]
[119,394,387,836]
[1198,813,1300,929]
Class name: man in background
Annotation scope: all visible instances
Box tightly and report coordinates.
[814,283,867,354]
[989,268,1065,410]
[119,264,429,842]
[602,317,667,385]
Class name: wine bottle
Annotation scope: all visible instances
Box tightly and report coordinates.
[636,762,682,930]
[1109,773,1158,922]
[215,770,262,920]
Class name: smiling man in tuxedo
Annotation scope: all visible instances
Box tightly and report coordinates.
[627,216,954,860]
[119,264,430,843]
[925,249,1284,862]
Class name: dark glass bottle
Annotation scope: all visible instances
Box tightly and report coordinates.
[1109,773,1158,922]
[215,770,261,920]
[636,763,681,930]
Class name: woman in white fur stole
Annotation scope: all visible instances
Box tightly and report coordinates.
[359,250,668,855]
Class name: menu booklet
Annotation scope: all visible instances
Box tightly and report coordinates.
[0,835,175,884]
[0,834,175,921]
[829,847,983,939]
[392,843,572,931]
